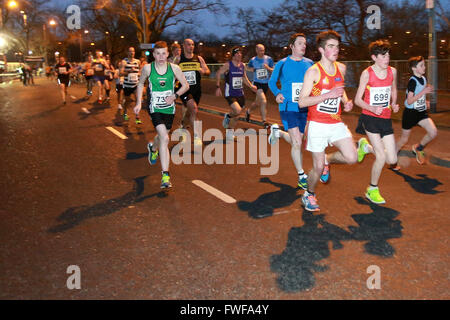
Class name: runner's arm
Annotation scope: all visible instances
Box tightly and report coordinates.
[198,56,210,76]
[268,61,282,97]
[243,71,257,93]
[134,64,151,113]
[391,67,399,112]
[215,62,229,96]
[169,63,190,102]
[298,66,344,108]
[354,69,377,112]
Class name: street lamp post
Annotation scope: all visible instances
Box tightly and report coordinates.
[426,0,438,113]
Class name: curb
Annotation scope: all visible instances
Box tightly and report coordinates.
[193,103,450,169]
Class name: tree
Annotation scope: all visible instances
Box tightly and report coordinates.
[112,0,226,43]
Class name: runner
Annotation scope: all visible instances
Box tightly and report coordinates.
[215,47,257,141]
[268,33,313,190]
[354,39,399,204]
[178,38,211,146]
[114,60,124,111]
[394,55,436,167]
[133,41,189,189]
[54,55,72,105]
[92,50,107,104]
[246,44,274,127]
[83,55,94,96]
[168,42,181,64]
[298,30,357,212]
[104,54,114,103]
[119,47,141,123]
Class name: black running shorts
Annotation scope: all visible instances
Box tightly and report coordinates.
[402,108,429,130]
[148,111,175,130]
[356,113,394,138]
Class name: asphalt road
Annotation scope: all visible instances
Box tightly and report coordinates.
[0,78,449,300]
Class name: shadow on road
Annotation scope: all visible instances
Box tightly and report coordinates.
[26,104,64,120]
[392,171,443,195]
[47,176,166,233]
[270,211,352,292]
[269,197,404,292]
[348,197,403,257]
[237,177,302,219]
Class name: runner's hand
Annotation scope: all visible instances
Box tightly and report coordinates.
[276,93,285,104]
[215,87,222,97]
[327,86,344,99]
[343,100,353,112]
[371,105,383,115]
[423,84,434,94]
[133,104,141,114]
[391,103,399,113]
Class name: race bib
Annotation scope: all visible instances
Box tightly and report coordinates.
[58,67,66,74]
[86,69,94,76]
[95,64,103,72]
[317,89,340,114]
[256,68,268,80]
[414,95,426,112]
[151,90,173,109]
[232,77,243,89]
[128,73,138,82]
[292,83,303,103]
[183,71,196,85]
[370,86,391,108]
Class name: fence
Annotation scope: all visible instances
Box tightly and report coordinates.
[206,59,450,91]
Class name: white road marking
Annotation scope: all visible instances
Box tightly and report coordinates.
[106,126,128,140]
[81,107,90,114]
[192,180,236,204]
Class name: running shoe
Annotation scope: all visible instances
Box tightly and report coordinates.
[117,104,123,110]
[268,123,280,145]
[63,100,66,105]
[245,110,251,122]
[194,135,203,147]
[147,142,159,165]
[297,174,308,190]
[320,165,330,184]
[357,137,370,163]
[388,164,401,171]
[98,98,103,104]
[222,113,230,129]
[365,186,386,204]
[180,130,188,143]
[123,113,129,121]
[161,172,172,189]
[135,117,142,125]
[301,192,320,212]
[412,144,425,165]
[226,130,235,142]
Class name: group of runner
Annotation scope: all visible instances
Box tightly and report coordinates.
[51,31,438,212]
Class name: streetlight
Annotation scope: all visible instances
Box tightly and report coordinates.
[7,0,18,9]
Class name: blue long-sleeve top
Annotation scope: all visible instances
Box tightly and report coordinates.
[268,55,314,112]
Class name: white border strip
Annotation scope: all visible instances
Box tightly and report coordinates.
[106,126,128,140]
[192,180,236,204]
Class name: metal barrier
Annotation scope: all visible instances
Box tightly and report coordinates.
[206,59,450,91]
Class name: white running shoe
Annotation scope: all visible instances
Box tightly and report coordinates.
[268,123,280,145]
